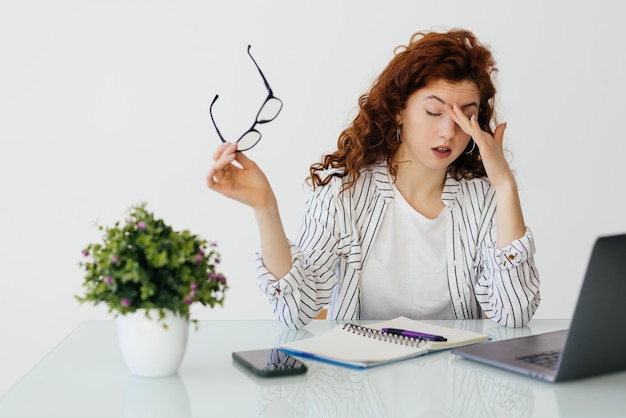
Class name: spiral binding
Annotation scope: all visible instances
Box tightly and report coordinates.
[342,323,424,347]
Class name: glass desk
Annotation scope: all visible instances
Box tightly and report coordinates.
[0,319,625,417]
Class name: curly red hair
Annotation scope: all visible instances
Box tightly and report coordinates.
[308,28,498,190]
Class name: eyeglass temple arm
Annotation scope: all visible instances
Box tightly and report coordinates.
[247,45,274,96]
[209,94,227,143]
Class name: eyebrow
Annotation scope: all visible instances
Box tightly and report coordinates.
[424,95,479,110]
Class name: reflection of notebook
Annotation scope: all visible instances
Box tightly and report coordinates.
[453,233,626,382]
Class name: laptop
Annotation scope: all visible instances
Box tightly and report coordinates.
[452,233,626,382]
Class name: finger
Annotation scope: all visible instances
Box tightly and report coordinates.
[492,122,507,147]
[212,147,237,171]
[467,114,486,147]
[447,104,473,135]
[212,142,229,161]
[212,142,237,162]
[206,166,218,188]
[233,149,256,169]
[206,173,228,195]
[206,161,232,191]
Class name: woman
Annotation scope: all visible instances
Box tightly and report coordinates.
[207,28,541,329]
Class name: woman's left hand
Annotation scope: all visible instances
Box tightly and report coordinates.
[447,104,514,189]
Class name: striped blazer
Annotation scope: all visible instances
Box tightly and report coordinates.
[256,163,541,329]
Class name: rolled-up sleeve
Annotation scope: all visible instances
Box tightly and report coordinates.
[256,242,301,300]
[255,182,344,329]
[475,228,541,327]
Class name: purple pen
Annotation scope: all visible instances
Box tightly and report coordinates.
[381,328,448,342]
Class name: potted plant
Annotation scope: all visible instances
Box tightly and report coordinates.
[76,202,228,377]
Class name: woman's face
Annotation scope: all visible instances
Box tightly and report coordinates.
[396,79,480,173]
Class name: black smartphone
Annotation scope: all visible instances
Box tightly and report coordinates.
[232,348,308,377]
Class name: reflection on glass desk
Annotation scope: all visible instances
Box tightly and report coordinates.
[1,319,625,417]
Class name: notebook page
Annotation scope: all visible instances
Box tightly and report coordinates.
[368,316,489,350]
[279,324,428,367]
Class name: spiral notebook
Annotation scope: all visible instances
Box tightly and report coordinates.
[278,316,489,369]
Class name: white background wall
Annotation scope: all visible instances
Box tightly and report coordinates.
[1,0,625,396]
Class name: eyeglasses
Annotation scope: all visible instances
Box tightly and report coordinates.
[209,45,283,151]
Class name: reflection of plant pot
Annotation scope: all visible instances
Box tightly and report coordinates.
[122,374,191,418]
[116,309,189,377]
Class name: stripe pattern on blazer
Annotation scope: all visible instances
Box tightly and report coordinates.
[256,163,541,329]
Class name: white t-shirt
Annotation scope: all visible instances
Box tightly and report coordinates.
[360,183,454,320]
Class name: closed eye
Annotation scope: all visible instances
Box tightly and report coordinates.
[426,110,441,116]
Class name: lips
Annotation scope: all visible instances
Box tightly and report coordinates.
[432,146,452,158]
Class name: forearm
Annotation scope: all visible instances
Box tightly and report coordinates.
[494,177,527,248]
[254,197,292,279]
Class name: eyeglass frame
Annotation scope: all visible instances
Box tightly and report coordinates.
[209,45,283,152]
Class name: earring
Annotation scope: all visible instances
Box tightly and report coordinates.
[464,139,476,155]
[396,125,401,142]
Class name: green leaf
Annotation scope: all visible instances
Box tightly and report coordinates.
[75,202,228,323]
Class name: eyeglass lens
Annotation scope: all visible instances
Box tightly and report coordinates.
[210,45,282,152]
[257,97,282,124]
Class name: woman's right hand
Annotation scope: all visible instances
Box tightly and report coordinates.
[207,142,292,278]
[206,142,275,210]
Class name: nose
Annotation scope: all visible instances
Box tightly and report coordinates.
[438,114,457,141]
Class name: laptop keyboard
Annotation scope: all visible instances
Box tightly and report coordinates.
[517,349,562,369]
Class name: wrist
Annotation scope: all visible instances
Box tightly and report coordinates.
[254,195,280,224]
[492,174,518,193]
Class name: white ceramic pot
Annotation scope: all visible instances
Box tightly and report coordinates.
[116,309,190,378]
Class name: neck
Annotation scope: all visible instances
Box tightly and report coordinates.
[393,160,447,197]
[392,160,447,219]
